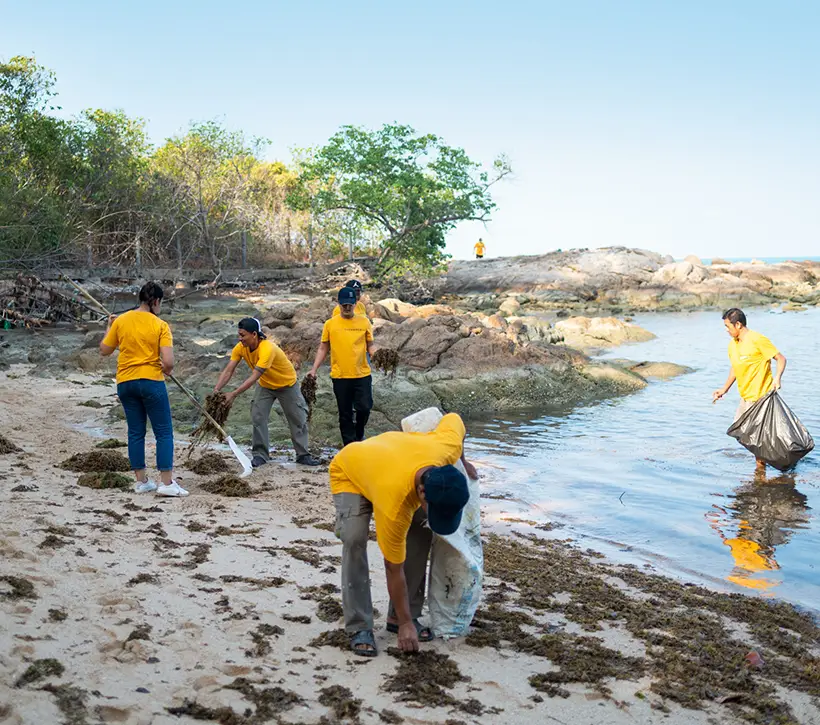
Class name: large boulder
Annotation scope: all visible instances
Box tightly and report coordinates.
[554,316,655,350]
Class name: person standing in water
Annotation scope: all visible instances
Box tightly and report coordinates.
[99,282,186,496]
[712,307,787,469]
[474,239,486,259]
[308,287,375,446]
[213,318,319,467]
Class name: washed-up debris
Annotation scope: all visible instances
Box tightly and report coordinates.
[190,392,233,446]
[300,375,317,420]
[372,348,400,379]
[0,433,22,454]
[77,472,132,490]
[246,623,285,657]
[95,439,126,449]
[187,452,231,475]
[319,685,361,721]
[0,575,37,600]
[15,658,65,688]
[201,475,253,498]
[60,451,130,473]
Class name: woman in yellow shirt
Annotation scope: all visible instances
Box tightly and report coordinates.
[99,282,186,496]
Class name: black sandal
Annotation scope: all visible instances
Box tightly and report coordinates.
[386,619,434,642]
[350,629,378,657]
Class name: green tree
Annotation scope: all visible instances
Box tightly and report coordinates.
[289,123,510,274]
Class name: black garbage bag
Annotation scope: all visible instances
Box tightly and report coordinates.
[727,391,814,471]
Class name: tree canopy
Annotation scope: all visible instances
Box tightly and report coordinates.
[1,56,509,275]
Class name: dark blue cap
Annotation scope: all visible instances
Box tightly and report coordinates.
[423,465,469,536]
[338,287,357,305]
[345,280,363,291]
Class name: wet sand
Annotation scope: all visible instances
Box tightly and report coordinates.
[1,364,819,725]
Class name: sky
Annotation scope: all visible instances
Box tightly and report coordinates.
[2,0,819,260]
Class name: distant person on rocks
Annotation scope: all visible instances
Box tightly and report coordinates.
[329,412,477,656]
[332,280,367,318]
[99,282,186,496]
[213,318,319,468]
[474,238,486,259]
[712,308,787,470]
[308,287,375,446]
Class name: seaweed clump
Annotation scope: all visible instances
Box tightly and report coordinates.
[316,596,344,623]
[190,391,232,446]
[319,685,361,721]
[309,629,349,651]
[383,648,468,708]
[372,348,399,379]
[60,451,130,473]
[0,575,37,600]
[42,684,88,725]
[95,438,126,449]
[0,433,22,454]
[202,475,253,498]
[300,374,317,420]
[77,472,132,490]
[187,452,232,475]
[15,658,65,687]
[246,623,284,657]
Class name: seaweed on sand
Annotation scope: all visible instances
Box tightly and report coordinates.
[187,452,231,475]
[15,658,64,687]
[318,685,362,721]
[0,433,22,454]
[60,451,130,473]
[383,648,469,709]
[95,438,126,449]
[0,575,37,600]
[202,475,252,498]
[245,623,285,657]
[77,472,131,490]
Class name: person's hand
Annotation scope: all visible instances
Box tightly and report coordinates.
[307,370,317,379]
[397,622,420,652]
[106,314,116,329]
[712,389,725,404]
[774,379,782,391]
[224,390,237,404]
[463,460,478,481]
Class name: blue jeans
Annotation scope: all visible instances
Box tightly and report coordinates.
[117,379,174,471]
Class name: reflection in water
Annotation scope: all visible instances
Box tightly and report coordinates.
[706,472,812,591]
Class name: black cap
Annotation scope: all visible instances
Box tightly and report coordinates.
[345,280,363,292]
[338,287,357,305]
[238,317,266,339]
[423,465,469,536]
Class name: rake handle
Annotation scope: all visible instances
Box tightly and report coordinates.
[167,373,229,441]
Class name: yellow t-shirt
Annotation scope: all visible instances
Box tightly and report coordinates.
[728,330,779,402]
[230,340,296,390]
[102,310,172,384]
[321,315,373,379]
[330,413,466,563]
[332,301,367,317]
[474,242,486,255]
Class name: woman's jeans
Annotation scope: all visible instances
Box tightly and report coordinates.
[117,379,174,471]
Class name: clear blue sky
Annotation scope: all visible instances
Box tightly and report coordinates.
[3,0,819,260]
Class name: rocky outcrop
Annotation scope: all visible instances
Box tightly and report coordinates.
[440,247,820,310]
[554,316,655,351]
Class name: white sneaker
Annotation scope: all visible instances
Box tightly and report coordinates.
[156,481,189,497]
[134,480,158,494]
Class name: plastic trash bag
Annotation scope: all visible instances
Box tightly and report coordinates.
[727,391,814,471]
[401,407,483,639]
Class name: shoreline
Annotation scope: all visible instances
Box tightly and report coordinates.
[2,367,819,725]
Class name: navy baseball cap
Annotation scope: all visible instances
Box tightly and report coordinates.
[423,465,469,536]
[345,280,363,291]
[338,287,357,305]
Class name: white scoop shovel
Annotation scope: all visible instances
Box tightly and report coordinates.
[168,374,253,478]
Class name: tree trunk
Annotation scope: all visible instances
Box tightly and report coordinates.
[241,229,247,269]
[135,232,142,275]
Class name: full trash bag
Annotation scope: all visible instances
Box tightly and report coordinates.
[727,391,814,471]
[401,407,483,639]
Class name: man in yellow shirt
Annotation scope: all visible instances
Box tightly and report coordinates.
[214,318,319,467]
[329,412,477,656]
[308,287,375,446]
[332,280,367,318]
[713,308,787,469]
[474,239,486,259]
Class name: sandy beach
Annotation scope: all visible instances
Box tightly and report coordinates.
[1,364,819,725]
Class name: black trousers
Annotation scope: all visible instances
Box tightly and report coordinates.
[332,376,373,446]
